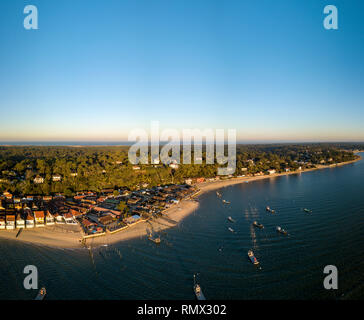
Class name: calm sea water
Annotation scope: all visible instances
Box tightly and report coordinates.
[1,154,363,300]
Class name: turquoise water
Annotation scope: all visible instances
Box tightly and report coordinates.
[1,154,363,300]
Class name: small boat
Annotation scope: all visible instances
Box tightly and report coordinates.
[276,226,288,235]
[304,208,312,213]
[252,221,264,229]
[216,191,222,198]
[266,206,275,213]
[228,227,234,233]
[247,250,259,265]
[222,200,230,204]
[149,236,161,244]
[34,287,46,300]
[227,216,235,223]
[193,275,206,300]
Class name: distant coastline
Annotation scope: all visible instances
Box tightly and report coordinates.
[196,155,362,194]
[0,155,361,249]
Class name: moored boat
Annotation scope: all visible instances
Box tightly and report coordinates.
[304,208,312,213]
[193,275,206,300]
[252,221,264,229]
[266,206,275,213]
[247,250,259,265]
[227,216,235,223]
[228,227,234,233]
[148,236,161,244]
[222,199,230,204]
[276,226,288,235]
[34,287,46,300]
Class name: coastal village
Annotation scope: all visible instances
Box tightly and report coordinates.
[0,145,360,245]
[0,184,198,242]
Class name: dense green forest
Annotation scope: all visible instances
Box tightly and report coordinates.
[0,143,361,195]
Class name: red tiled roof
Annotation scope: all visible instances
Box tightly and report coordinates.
[34,211,45,218]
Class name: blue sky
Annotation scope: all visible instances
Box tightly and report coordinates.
[0,0,363,142]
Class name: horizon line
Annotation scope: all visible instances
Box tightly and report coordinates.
[1,140,364,147]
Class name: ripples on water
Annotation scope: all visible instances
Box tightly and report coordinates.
[1,155,363,300]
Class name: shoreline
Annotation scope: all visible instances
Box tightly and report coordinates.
[0,156,360,249]
[196,156,361,195]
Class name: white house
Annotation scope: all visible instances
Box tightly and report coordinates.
[64,213,77,225]
[34,211,45,227]
[267,169,276,175]
[16,215,25,228]
[54,213,65,224]
[25,214,35,228]
[6,215,15,230]
[45,211,55,225]
[34,176,44,184]
[0,217,5,229]
[52,174,62,182]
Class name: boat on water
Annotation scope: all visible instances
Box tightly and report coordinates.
[304,208,312,213]
[252,221,264,229]
[247,250,259,265]
[193,275,206,300]
[266,206,275,213]
[276,226,288,235]
[148,236,161,244]
[216,191,222,198]
[227,216,235,223]
[222,200,230,204]
[228,227,234,233]
[34,287,46,300]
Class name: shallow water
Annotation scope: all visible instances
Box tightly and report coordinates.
[0,154,363,300]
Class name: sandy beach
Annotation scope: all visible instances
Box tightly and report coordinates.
[0,224,82,248]
[0,156,360,249]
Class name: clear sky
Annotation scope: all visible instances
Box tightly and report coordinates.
[0,0,363,143]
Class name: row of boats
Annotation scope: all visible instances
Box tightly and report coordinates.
[227,218,288,235]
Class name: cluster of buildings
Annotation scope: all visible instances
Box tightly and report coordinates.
[0,184,197,239]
